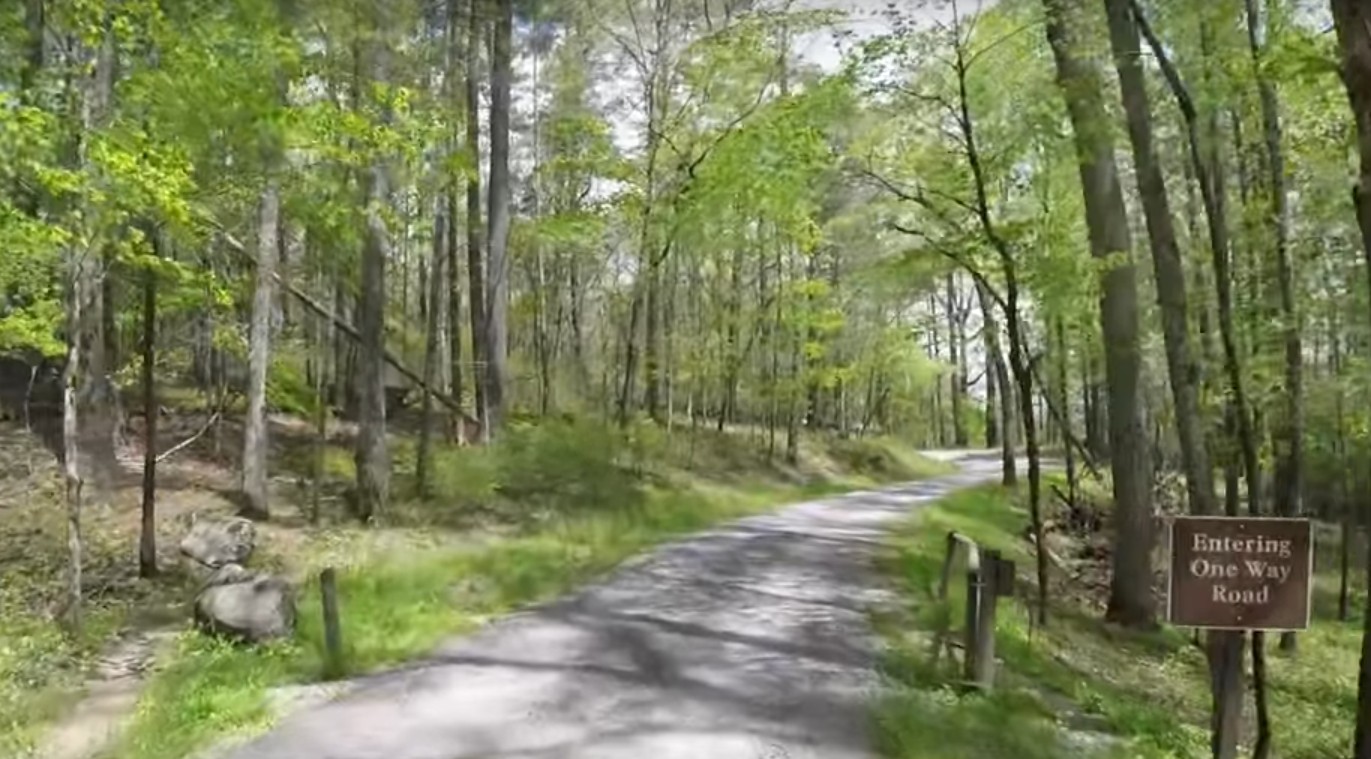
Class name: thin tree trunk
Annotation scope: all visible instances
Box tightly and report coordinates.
[986,343,999,448]
[241,180,280,520]
[947,26,1041,620]
[1104,0,1216,517]
[311,275,327,524]
[417,202,446,497]
[444,0,463,423]
[1241,0,1302,656]
[485,0,513,437]
[465,0,487,435]
[978,284,1015,485]
[1056,318,1077,512]
[63,263,84,633]
[1132,8,1251,752]
[447,190,464,420]
[1336,321,1351,621]
[139,237,159,578]
[947,274,967,447]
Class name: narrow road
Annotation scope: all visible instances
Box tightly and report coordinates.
[222,454,1004,759]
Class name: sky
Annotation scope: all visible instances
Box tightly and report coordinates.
[791,0,998,72]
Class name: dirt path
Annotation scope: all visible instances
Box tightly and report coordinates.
[219,455,1004,759]
[37,628,178,759]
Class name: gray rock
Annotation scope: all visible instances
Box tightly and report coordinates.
[181,516,256,569]
[193,574,295,644]
[204,562,256,588]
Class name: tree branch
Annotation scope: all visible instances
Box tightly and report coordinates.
[213,226,479,425]
[1130,0,1198,123]
[889,220,1010,313]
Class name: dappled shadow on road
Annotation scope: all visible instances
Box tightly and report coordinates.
[221,472,980,759]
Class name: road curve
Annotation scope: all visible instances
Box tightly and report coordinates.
[221,454,1005,759]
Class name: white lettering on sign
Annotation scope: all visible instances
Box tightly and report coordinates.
[1243,560,1291,583]
[1189,558,1239,579]
[1184,530,1299,608]
[1191,532,1293,559]
[1212,585,1271,604]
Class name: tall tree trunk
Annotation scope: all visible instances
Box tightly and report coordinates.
[1044,0,1154,628]
[417,202,446,497]
[985,343,999,448]
[241,180,280,520]
[947,274,968,447]
[63,261,84,633]
[1005,283,1046,625]
[930,296,946,445]
[139,233,159,578]
[946,26,1040,618]
[1055,318,1078,511]
[445,0,463,422]
[1335,322,1351,621]
[447,191,464,416]
[978,285,1015,485]
[354,7,394,521]
[465,0,487,435]
[74,15,118,495]
[645,262,664,423]
[1242,0,1302,655]
[1133,9,1254,754]
[485,0,513,437]
[1330,3,1371,754]
[1104,0,1216,518]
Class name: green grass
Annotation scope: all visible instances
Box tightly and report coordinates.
[109,424,951,759]
[874,479,1365,759]
[0,452,198,759]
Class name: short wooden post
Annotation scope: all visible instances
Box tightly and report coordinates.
[962,544,982,683]
[929,532,960,664]
[320,567,343,679]
[973,549,1001,689]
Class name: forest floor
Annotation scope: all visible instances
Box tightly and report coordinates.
[0,398,953,759]
[873,475,1364,759]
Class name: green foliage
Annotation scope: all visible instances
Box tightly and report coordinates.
[877,482,1366,759]
[116,428,948,759]
[265,349,320,417]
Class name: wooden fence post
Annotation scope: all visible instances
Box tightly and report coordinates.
[962,543,982,684]
[320,567,343,679]
[973,549,1002,689]
[929,532,960,664]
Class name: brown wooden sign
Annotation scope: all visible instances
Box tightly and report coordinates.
[1166,516,1313,631]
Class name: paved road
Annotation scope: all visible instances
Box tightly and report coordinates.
[222,454,1005,759]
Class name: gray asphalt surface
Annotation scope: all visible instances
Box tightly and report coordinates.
[222,454,1005,759]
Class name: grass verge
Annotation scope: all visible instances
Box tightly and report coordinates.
[109,425,951,759]
[873,478,1363,759]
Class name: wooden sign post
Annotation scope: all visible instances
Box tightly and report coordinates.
[1166,516,1313,631]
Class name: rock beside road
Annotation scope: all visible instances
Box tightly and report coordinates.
[193,566,296,644]
[181,516,256,569]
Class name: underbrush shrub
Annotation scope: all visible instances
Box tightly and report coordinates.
[429,445,500,512]
[493,418,644,515]
[826,437,901,476]
[265,350,318,417]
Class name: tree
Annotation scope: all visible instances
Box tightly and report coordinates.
[1330,2,1371,755]
[241,180,280,519]
[466,0,488,440]
[1041,0,1154,629]
[485,0,514,437]
[354,3,396,522]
